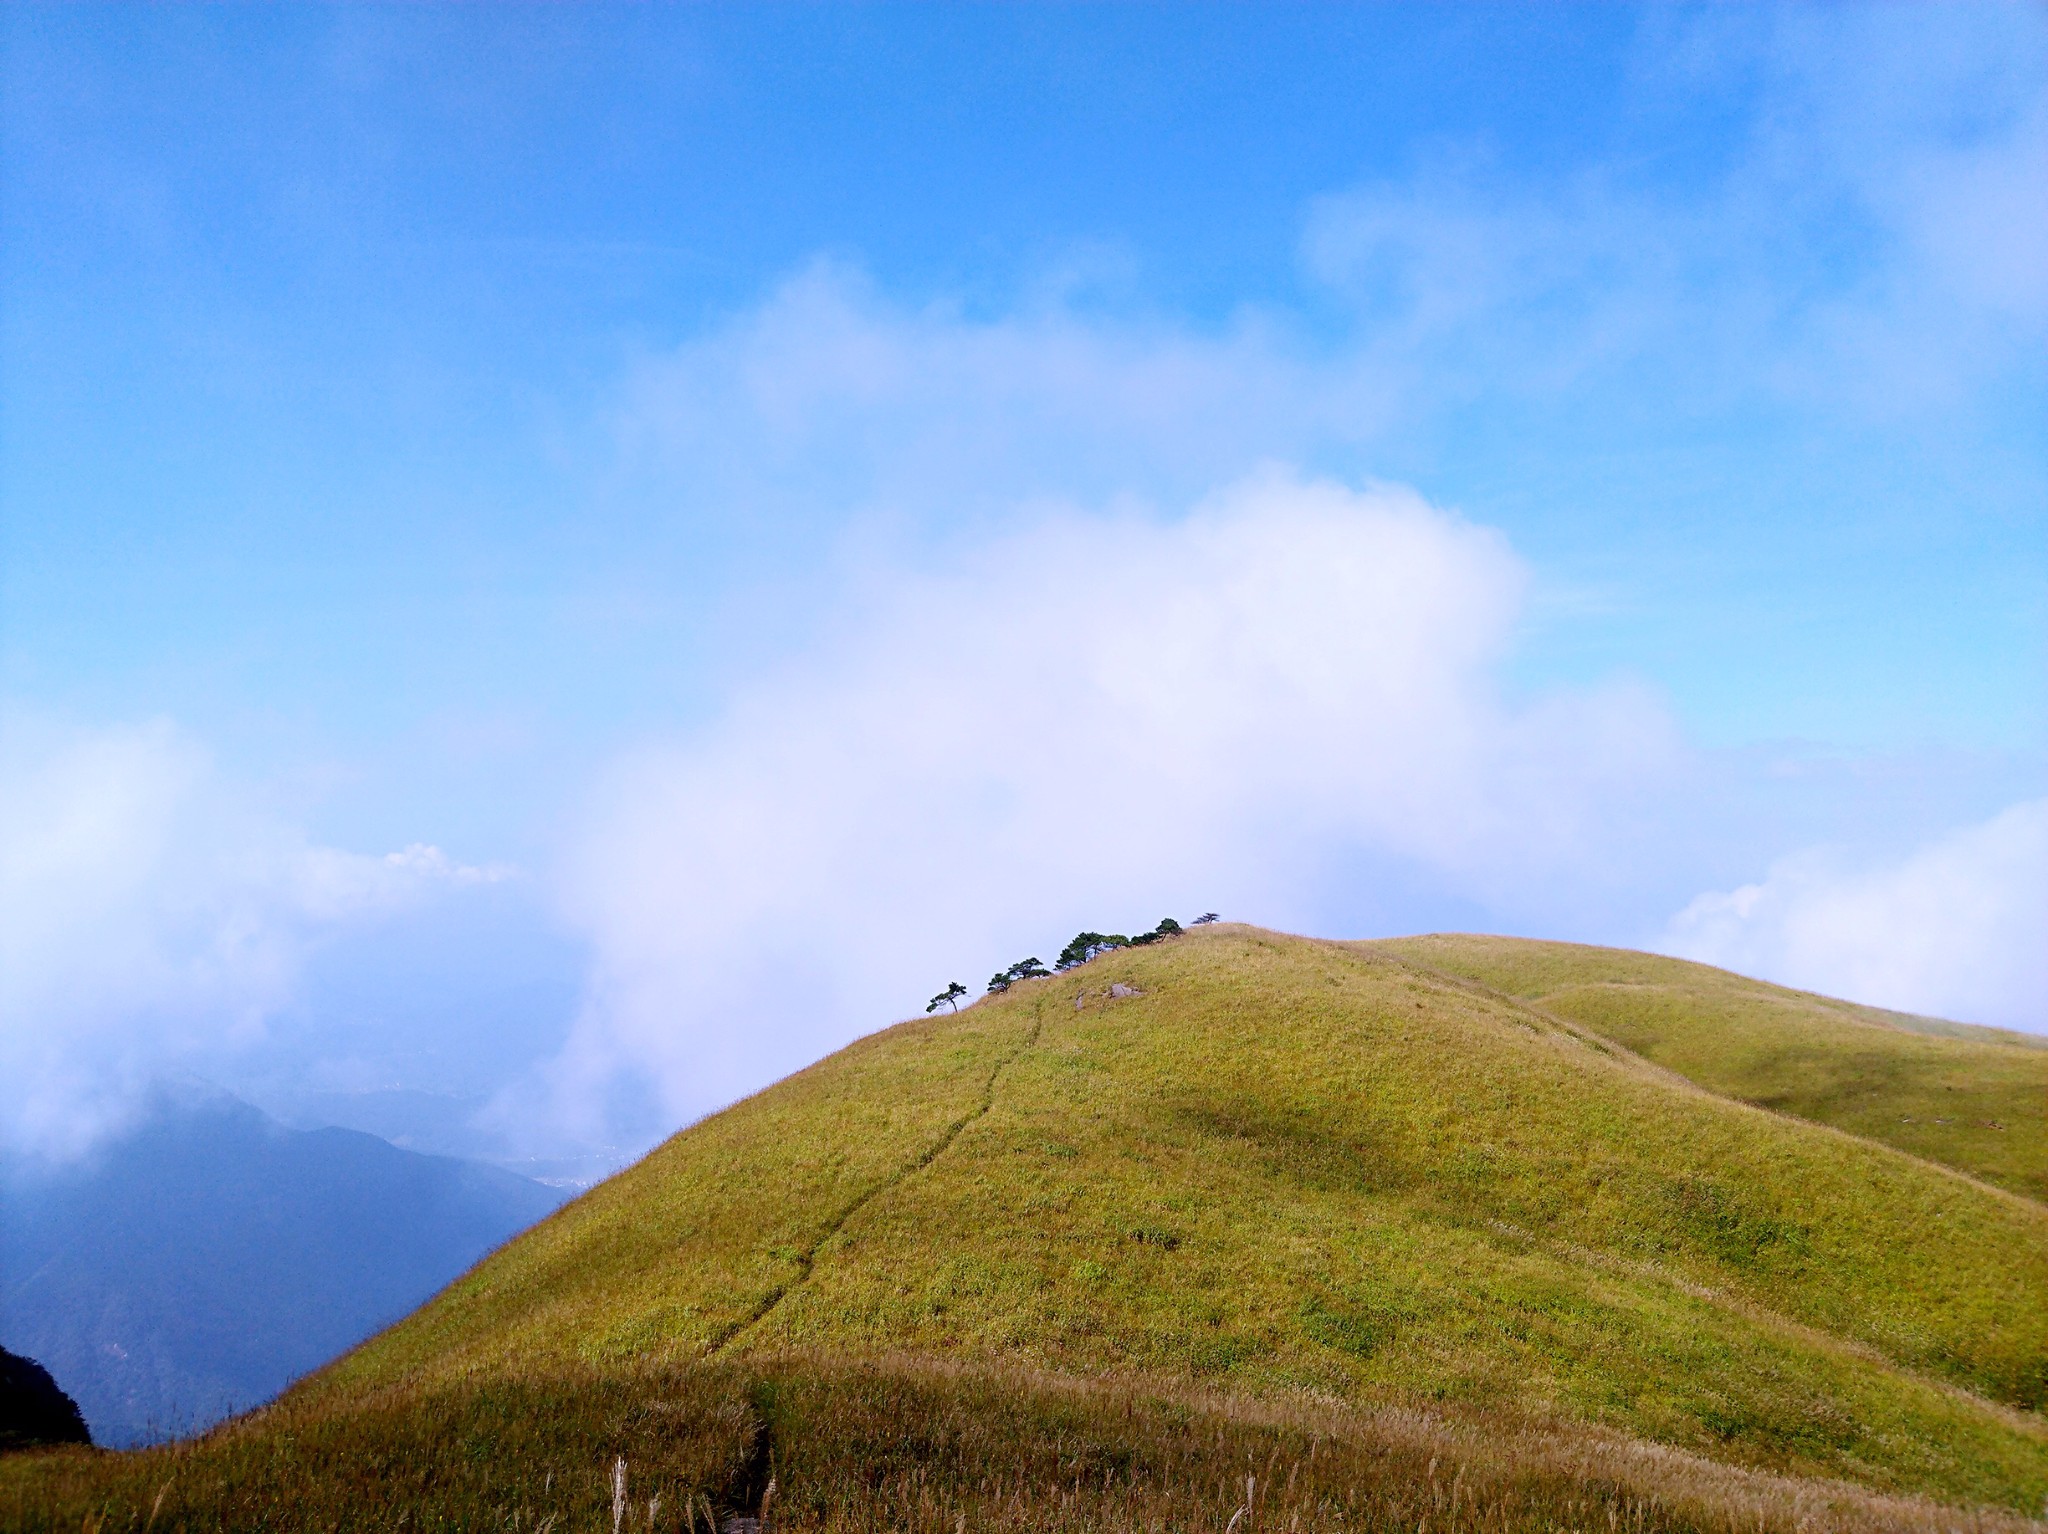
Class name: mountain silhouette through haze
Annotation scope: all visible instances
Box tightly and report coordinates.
[0,1089,566,1445]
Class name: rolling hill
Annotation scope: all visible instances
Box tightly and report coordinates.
[5,925,2045,1532]
[1365,934,2048,1202]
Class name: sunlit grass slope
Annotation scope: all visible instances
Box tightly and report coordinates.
[1366,934,2048,1203]
[299,925,2047,1511]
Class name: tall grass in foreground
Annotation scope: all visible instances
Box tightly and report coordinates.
[4,1353,2040,1533]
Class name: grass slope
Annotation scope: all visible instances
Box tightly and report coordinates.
[314,926,2047,1508]
[7,926,2046,1529]
[1366,934,2048,1203]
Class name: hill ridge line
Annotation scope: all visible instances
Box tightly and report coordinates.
[1381,948,2048,1213]
[1346,945,1715,1092]
[705,998,1047,1356]
[1511,982,2048,1214]
[1382,932,2047,1050]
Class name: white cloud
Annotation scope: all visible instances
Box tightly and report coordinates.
[538,471,1680,1137]
[610,262,1371,536]
[1298,6,2047,423]
[1662,798,2048,1032]
[21,10,2038,1163]
[596,13,2044,610]
[0,714,510,1159]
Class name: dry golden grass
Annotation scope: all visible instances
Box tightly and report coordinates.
[6,1352,2042,1533]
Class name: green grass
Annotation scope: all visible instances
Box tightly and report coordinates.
[8,925,2047,1528]
[1366,934,2048,1202]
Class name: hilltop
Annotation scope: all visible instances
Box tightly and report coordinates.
[5,925,2045,1531]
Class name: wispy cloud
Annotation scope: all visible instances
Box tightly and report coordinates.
[0,713,511,1159]
[1303,4,2046,424]
[1662,798,2048,1032]
[594,9,2043,592]
[608,262,1359,537]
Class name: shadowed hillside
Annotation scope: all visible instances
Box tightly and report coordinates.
[5,925,2045,1529]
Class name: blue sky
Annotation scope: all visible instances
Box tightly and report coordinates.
[3,4,2043,1170]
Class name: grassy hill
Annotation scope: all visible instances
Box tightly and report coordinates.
[1365,934,2048,1202]
[6,925,2046,1531]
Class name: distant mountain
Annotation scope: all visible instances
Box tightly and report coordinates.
[0,1090,568,1445]
[271,1086,496,1158]
[262,1086,629,1189]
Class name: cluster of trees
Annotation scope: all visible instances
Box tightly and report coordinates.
[985,956,1052,994]
[983,913,1221,996]
[928,913,1221,1012]
[1056,919,1180,971]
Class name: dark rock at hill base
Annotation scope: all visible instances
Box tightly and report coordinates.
[0,1347,91,1452]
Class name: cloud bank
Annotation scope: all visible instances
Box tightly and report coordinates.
[605,3,2046,554]
[546,472,1679,1133]
[14,8,2040,1162]
[1302,4,2047,424]
[0,714,509,1160]
[1663,798,2048,1032]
